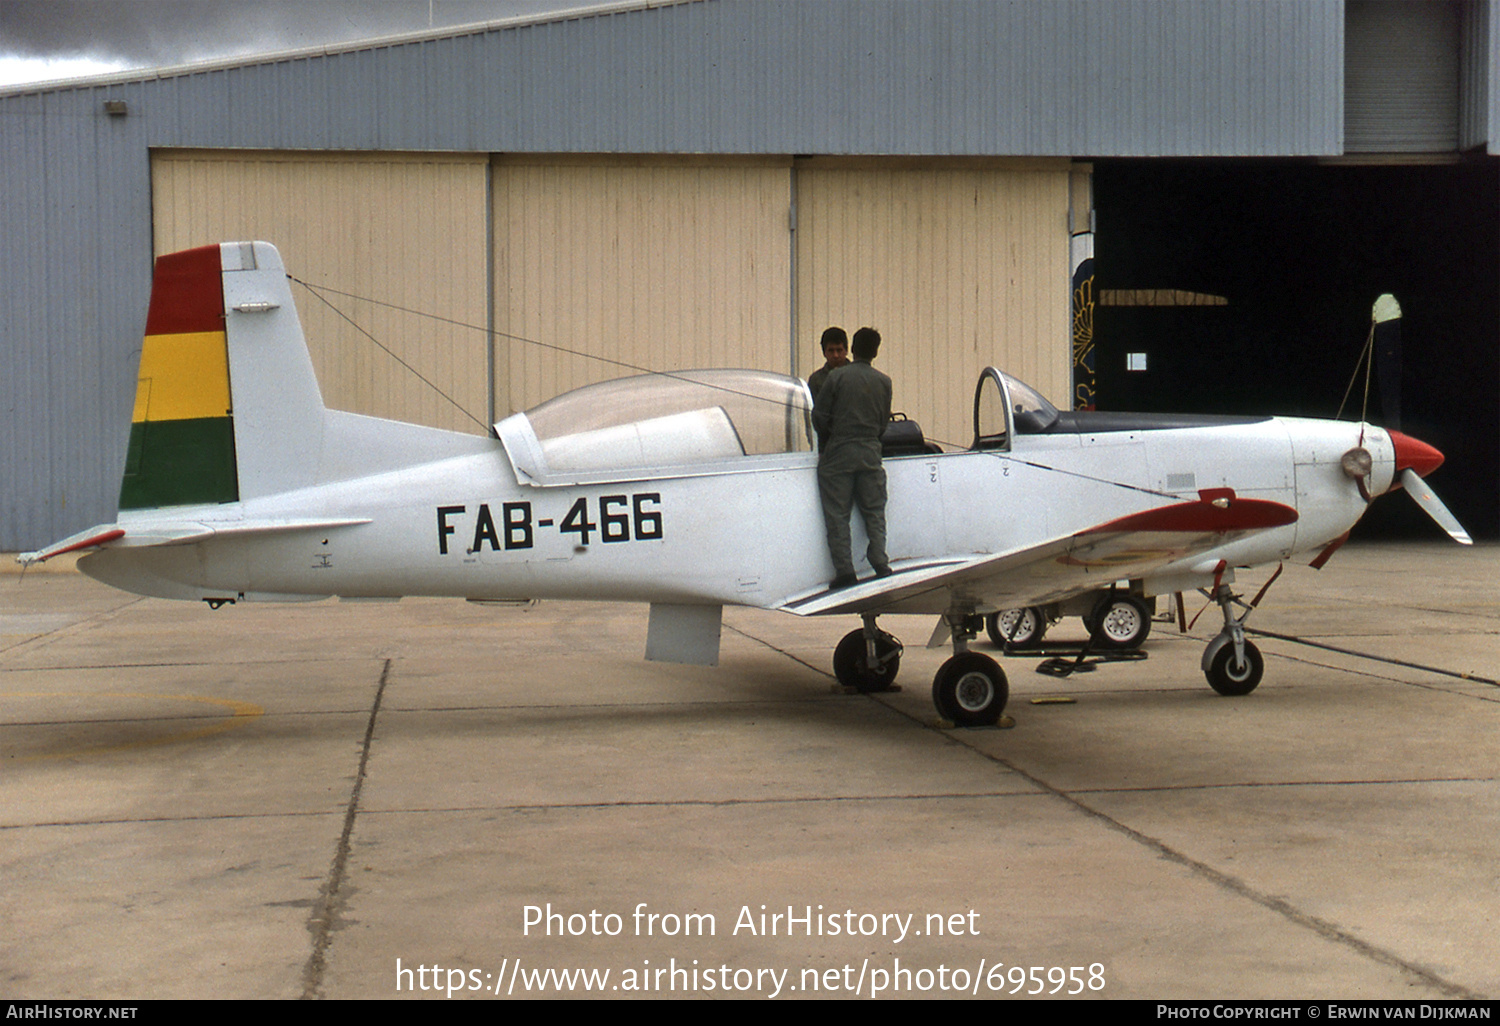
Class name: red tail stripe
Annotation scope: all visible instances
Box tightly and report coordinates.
[143,245,225,336]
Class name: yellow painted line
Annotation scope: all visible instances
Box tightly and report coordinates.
[132,331,231,423]
[2,692,263,763]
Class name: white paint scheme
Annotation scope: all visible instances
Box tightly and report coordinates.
[21,243,1468,722]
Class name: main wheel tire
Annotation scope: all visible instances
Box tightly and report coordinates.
[932,652,1009,727]
[985,607,1047,649]
[1090,594,1152,650]
[1206,640,1264,696]
[833,628,902,692]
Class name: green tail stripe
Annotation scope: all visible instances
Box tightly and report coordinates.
[120,416,239,509]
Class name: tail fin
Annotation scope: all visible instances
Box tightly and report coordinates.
[122,242,328,509]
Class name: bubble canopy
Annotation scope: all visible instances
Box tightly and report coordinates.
[495,369,816,485]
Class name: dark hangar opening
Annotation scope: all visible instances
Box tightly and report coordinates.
[1092,159,1500,540]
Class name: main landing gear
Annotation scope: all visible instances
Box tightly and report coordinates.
[832,583,1262,721]
[1085,593,1153,651]
[832,612,1009,727]
[985,592,1153,653]
[833,614,903,693]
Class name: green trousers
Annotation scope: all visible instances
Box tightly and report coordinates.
[817,441,889,579]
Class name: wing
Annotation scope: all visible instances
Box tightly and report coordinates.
[779,489,1297,617]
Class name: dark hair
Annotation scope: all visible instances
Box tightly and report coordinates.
[851,326,881,360]
[819,326,847,352]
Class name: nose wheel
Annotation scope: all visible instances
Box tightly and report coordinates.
[1205,639,1264,695]
[1200,582,1265,695]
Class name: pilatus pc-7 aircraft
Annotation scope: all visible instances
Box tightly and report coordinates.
[21,243,1471,726]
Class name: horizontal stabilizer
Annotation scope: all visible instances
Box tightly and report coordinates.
[18,526,126,565]
[138,516,374,546]
[19,516,372,566]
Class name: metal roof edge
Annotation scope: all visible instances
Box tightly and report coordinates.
[0,0,701,99]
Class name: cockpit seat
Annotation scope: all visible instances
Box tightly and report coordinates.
[881,413,943,457]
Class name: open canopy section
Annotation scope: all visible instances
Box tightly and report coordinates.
[496,369,815,485]
[973,367,1062,449]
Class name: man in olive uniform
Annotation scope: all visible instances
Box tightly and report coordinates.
[812,326,892,589]
[806,326,849,401]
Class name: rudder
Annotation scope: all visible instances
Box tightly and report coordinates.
[120,242,330,510]
[121,245,239,509]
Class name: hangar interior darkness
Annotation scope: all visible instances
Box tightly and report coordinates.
[1093,160,1500,540]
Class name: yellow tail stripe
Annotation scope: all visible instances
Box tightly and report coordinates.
[131,330,231,423]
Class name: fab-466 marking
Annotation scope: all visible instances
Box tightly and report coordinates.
[436,494,663,555]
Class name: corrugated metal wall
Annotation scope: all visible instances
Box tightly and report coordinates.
[1460,0,1482,151]
[0,86,154,551]
[151,151,492,434]
[1493,0,1500,149]
[795,161,1072,450]
[6,0,1347,158]
[1346,0,1461,153]
[1464,0,1499,151]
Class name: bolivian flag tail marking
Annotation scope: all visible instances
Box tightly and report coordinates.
[120,246,239,510]
[131,331,232,422]
[144,245,225,336]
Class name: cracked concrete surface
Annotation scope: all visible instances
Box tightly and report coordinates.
[2,542,1496,999]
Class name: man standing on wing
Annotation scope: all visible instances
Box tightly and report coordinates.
[812,326,892,589]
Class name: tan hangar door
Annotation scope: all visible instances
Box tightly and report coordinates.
[490,157,795,418]
[795,161,1073,450]
[151,150,492,435]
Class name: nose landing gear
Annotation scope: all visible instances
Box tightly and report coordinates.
[1201,582,1264,696]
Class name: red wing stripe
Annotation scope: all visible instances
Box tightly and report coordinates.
[43,528,126,560]
[1081,493,1297,536]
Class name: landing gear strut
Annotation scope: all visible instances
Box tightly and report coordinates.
[832,613,902,692]
[931,611,1008,727]
[1201,583,1264,696]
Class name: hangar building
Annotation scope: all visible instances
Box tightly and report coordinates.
[2,0,1497,551]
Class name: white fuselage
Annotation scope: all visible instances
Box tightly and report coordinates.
[80,415,1394,615]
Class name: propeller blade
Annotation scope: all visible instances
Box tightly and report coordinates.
[1399,468,1472,545]
[1372,294,1402,432]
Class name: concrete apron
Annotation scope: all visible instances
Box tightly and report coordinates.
[1,542,1496,999]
